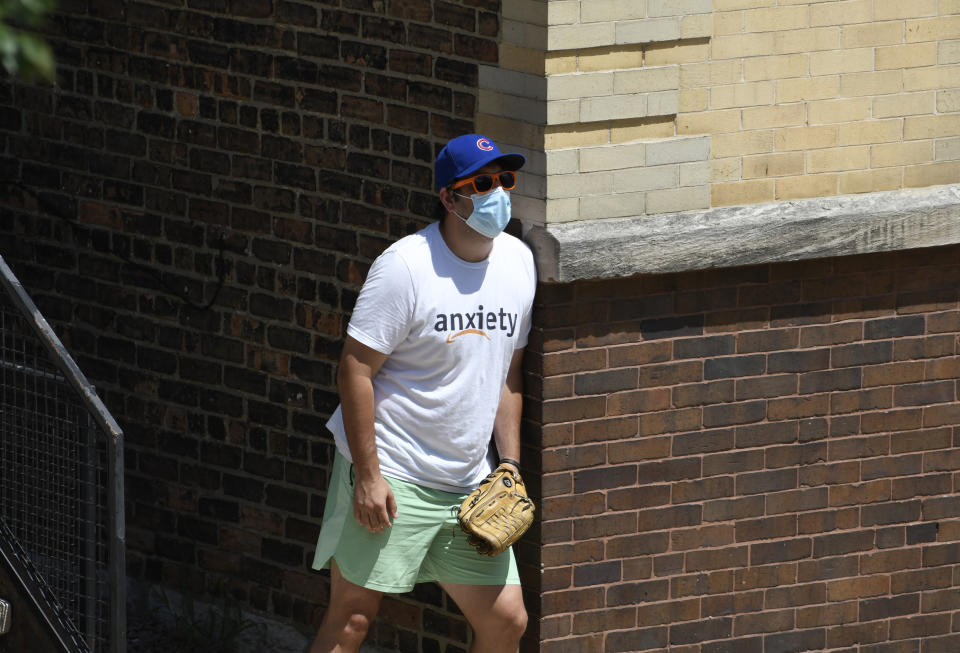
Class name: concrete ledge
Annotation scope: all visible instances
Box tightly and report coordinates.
[524,184,960,283]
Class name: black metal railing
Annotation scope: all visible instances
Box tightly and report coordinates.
[0,253,125,653]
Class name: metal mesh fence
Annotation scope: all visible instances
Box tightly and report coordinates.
[0,256,125,653]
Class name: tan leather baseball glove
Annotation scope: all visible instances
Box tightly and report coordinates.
[457,464,535,556]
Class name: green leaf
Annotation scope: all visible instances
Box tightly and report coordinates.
[0,0,57,80]
[0,23,20,76]
[17,31,54,80]
[10,0,57,25]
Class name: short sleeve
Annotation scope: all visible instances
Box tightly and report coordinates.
[346,250,415,355]
[513,242,537,350]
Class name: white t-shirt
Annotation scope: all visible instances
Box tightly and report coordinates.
[325,222,537,493]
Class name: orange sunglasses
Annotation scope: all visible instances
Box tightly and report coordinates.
[451,170,517,194]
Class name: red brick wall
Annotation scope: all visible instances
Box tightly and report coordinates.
[0,0,498,649]
[529,245,960,653]
[5,0,960,651]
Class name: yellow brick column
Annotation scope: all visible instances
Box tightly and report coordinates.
[479,0,715,227]
[477,0,550,223]
[704,0,960,206]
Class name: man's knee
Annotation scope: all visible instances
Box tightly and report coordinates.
[313,608,377,653]
[472,603,526,650]
[314,563,383,651]
[325,595,379,638]
[343,610,375,640]
[488,596,527,640]
[505,604,528,639]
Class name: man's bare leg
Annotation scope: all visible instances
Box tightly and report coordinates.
[440,582,527,653]
[311,560,384,653]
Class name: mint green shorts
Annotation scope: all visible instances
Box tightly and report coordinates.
[312,451,520,593]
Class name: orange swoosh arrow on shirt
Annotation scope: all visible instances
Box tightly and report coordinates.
[445,329,491,343]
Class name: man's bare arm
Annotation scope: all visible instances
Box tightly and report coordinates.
[492,348,525,472]
[337,335,396,533]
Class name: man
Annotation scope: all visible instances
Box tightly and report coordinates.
[310,134,536,653]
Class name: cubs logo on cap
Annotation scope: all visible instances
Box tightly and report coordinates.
[435,134,526,191]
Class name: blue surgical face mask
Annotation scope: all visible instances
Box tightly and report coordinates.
[453,187,512,239]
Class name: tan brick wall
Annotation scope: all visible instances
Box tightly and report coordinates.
[707,2,960,207]
[479,0,713,225]
[480,1,960,225]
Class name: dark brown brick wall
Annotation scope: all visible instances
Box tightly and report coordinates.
[5,1,960,652]
[0,1,499,650]
[527,245,960,653]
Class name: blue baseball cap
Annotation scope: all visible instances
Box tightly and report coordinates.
[434,134,525,191]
